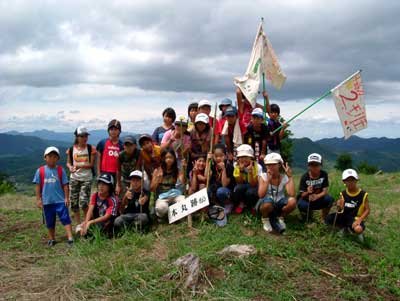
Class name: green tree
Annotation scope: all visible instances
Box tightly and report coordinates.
[357,161,379,175]
[335,153,353,171]
[0,173,15,195]
[279,118,293,165]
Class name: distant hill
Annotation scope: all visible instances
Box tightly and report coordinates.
[292,136,400,172]
[5,129,138,145]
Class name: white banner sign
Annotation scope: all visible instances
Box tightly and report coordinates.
[168,188,209,224]
[331,71,367,139]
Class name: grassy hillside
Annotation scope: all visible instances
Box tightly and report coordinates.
[1,172,399,300]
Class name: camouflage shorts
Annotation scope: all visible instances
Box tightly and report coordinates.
[69,178,92,212]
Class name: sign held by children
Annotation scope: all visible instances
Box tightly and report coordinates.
[168,188,210,224]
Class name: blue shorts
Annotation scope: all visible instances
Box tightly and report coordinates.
[43,203,71,229]
[256,196,288,212]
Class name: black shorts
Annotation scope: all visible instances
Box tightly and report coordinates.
[326,213,365,232]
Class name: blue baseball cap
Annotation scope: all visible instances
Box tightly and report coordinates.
[223,106,238,117]
[219,98,233,110]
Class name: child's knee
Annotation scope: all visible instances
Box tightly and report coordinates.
[155,199,169,218]
[353,225,364,234]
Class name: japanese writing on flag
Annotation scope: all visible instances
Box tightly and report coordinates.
[234,21,286,108]
[331,71,367,139]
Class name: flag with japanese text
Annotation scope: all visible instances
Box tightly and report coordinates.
[234,21,286,107]
[331,71,367,139]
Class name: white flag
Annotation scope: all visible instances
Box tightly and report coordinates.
[331,71,367,139]
[234,21,286,107]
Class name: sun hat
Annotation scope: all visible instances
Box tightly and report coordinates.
[236,144,254,158]
[264,153,283,165]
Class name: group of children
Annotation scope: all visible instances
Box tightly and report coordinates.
[33,90,370,246]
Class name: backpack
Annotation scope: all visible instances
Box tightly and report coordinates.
[39,165,63,196]
[68,144,95,175]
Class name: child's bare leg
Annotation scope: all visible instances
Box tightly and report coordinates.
[281,197,296,218]
[48,228,56,240]
[83,207,88,220]
[73,210,81,225]
[321,207,330,222]
[64,224,73,240]
[353,225,364,234]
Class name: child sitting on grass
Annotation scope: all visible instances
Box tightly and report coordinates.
[325,169,370,242]
[114,170,149,232]
[33,147,73,247]
[79,173,119,237]
[189,153,207,195]
[257,153,296,234]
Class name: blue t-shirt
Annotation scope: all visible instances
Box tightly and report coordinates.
[32,166,69,205]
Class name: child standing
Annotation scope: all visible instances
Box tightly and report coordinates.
[96,119,123,182]
[220,106,246,162]
[232,144,263,214]
[267,104,287,154]
[151,148,186,220]
[236,88,269,131]
[33,147,73,246]
[190,113,212,156]
[114,170,150,231]
[297,153,334,222]
[244,108,269,167]
[187,102,198,132]
[160,116,191,168]
[79,173,119,237]
[325,169,370,242]
[66,126,96,225]
[152,107,176,145]
[116,135,140,196]
[138,134,161,190]
[257,153,296,234]
[198,100,220,144]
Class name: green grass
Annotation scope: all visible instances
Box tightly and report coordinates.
[1,172,399,300]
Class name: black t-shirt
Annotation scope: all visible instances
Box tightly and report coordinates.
[124,189,150,215]
[299,170,329,200]
[209,160,235,190]
[267,119,281,151]
[244,124,269,158]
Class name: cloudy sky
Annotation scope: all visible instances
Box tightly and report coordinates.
[0,0,399,140]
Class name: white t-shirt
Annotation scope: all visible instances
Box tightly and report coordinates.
[260,173,289,202]
[67,146,95,181]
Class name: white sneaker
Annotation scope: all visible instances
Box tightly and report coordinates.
[75,224,82,234]
[278,217,286,231]
[357,234,365,243]
[262,218,273,233]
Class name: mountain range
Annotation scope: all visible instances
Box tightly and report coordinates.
[1,131,399,184]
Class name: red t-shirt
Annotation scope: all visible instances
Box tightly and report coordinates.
[100,139,122,173]
[239,100,253,132]
[90,193,118,217]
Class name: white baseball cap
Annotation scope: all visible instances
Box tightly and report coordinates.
[75,126,90,136]
[129,170,143,179]
[44,146,60,158]
[342,169,359,180]
[195,113,209,124]
[307,153,322,164]
[264,153,283,165]
[251,108,264,118]
[198,99,211,108]
[236,144,254,158]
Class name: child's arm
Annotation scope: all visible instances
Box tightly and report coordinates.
[354,196,370,225]
[258,172,269,198]
[220,163,230,187]
[283,163,295,197]
[279,123,287,139]
[248,162,258,187]
[262,91,271,114]
[115,158,122,196]
[66,149,76,173]
[35,184,42,209]
[150,168,163,192]
[63,184,70,207]
[236,87,244,114]
[96,152,102,176]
